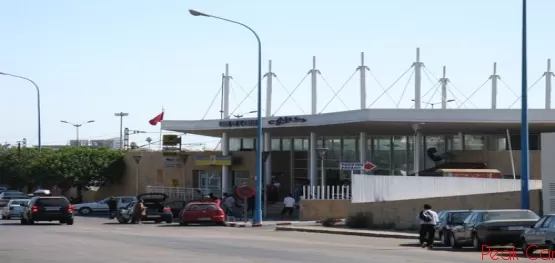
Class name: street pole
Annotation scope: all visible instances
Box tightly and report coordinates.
[76,126,80,147]
[133,155,143,195]
[114,112,129,150]
[189,9,263,225]
[0,72,42,151]
[520,0,530,210]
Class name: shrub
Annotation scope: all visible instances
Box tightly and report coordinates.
[346,212,373,229]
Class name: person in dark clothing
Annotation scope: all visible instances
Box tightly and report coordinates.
[416,204,439,249]
[107,196,117,219]
[208,193,219,201]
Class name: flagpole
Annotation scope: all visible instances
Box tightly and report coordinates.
[160,107,164,150]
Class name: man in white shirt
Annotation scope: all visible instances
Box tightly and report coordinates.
[416,204,439,248]
[281,193,296,220]
[222,193,236,222]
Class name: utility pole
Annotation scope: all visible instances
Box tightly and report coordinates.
[123,128,146,150]
[114,112,129,150]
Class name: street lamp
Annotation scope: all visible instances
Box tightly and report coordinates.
[412,99,454,109]
[315,147,329,196]
[233,110,257,118]
[189,9,264,225]
[114,112,129,149]
[0,72,42,151]
[60,120,95,147]
[520,0,530,210]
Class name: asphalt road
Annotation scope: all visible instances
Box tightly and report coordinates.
[0,217,508,262]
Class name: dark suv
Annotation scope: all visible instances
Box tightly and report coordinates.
[20,196,74,225]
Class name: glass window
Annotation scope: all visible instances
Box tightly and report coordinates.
[533,217,547,228]
[392,136,408,176]
[293,138,307,151]
[450,211,472,224]
[483,210,539,221]
[271,139,281,151]
[542,216,553,228]
[282,138,291,151]
[186,204,219,211]
[372,136,392,175]
[548,217,555,229]
[35,198,70,207]
[464,213,476,224]
[233,171,250,187]
[121,197,136,203]
[230,138,241,151]
[242,138,254,149]
[464,135,485,150]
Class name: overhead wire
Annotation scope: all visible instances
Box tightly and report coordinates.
[201,74,224,120]
[508,74,544,108]
[423,81,441,109]
[229,77,267,116]
[273,73,309,116]
[421,66,476,108]
[319,69,358,113]
[318,73,350,111]
[274,76,305,114]
[231,78,258,105]
[446,82,476,108]
[367,69,398,106]
[368,65,414,108]
[396,70,414,108]
[498,78,520,98]
[455,79,489,109]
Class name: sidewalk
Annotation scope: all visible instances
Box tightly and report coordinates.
[225,220,320,228]
[275,225,419,239]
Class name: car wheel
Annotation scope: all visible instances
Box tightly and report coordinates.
[1,215,6,220]
[154,220,161,224]
[117,217,128,224]
[179,222,188,226]
[441,231,451,246]
[78,207,92,216]
[166,220,172,224]
[217,221,226,226]
[28,219,35,225]
[521,239,533,254]
[450,233,461,249]
[472,233,483,251]
[66,219,74,225]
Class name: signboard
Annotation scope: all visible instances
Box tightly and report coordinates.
[340,162,363,170]
[194,155,232,166]
[163,157,180,168]
[162,135,181,146]
[340,161,377,172]
[235,185,255,199]
[133,155,142,164]
[219,120,258,127]
[267,116,306,126]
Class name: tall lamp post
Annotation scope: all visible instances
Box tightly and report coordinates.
[60,120,95,147]
[114,112,129,149]
[189,9,263,225]
[0,72,42,151]
[520,0,530,210]
[315,147,329,198]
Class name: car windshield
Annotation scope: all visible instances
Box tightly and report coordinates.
[9,200,28,205]
[484,210,539,221]
[450,212,471,223]
[36,198,70,207]
[2,191,24,196]
[187,204,218,211]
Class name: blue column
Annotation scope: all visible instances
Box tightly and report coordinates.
[520,0,530,210]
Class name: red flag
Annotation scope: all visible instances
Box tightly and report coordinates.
[149,112,164,126]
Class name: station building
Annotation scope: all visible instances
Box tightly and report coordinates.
[160,50,555,197]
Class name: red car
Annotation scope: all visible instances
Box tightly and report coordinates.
[179,201,225,226]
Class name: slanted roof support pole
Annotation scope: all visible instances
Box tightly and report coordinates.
[545,59,553,109]
[413,48,423,109]
[440,66,449,109]
[490,62,499,109]
[359,52,367,109]
[221,63,231,195]
[310,56,318,114]
[264,60,274,117]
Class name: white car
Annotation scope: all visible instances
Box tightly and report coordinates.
[1,199,29,219]
[72,196,137,215]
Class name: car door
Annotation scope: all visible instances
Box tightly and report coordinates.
[525,216,548,245]
[535,216,553,244]
[463,212,480,243]
[454,212,475,243]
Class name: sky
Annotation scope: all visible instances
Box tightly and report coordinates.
[0,0,554,149]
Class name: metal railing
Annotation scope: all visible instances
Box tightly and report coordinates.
[301,185,351,200]
[145,186,221,201]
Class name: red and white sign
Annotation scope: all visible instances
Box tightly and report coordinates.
[363,161,377,172]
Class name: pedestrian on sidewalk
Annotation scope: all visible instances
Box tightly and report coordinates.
[416,204,438,249]
[281,193,296,220]
[222,193,236,222]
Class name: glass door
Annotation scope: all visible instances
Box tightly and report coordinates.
[198,171,222,196]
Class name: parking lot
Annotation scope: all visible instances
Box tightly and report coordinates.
[0,217,502,263]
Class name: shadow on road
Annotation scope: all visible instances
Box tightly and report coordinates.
[398,243,477,253]
[157,224,224,228]
[0,222,62,226]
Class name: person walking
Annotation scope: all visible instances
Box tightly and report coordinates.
[281,193,296,220]
[107,197,117,219]
[222,193,236,222]
[416,204,439,249]
[131,200,146,224]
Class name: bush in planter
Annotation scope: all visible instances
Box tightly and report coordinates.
[320,217,336,227]
[346,212,373,229]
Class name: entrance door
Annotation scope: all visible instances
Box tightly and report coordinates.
[199,171,222,196]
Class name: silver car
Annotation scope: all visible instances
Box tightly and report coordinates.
[1,199,29,219]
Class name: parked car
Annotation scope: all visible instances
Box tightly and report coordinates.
[0,191,29,208]
[520,214,555,253]
[72,196,136,215]
[450,209,539,250]
[116,193,173,224]
[1,199,29,219]
[179,201,225,226]
[165,200,188,218]
[435,210,472,246]
[20,196,74,225]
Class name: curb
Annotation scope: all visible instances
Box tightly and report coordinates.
[226,223,247,228]
[315,219,345,224]
[275,226,417,239]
